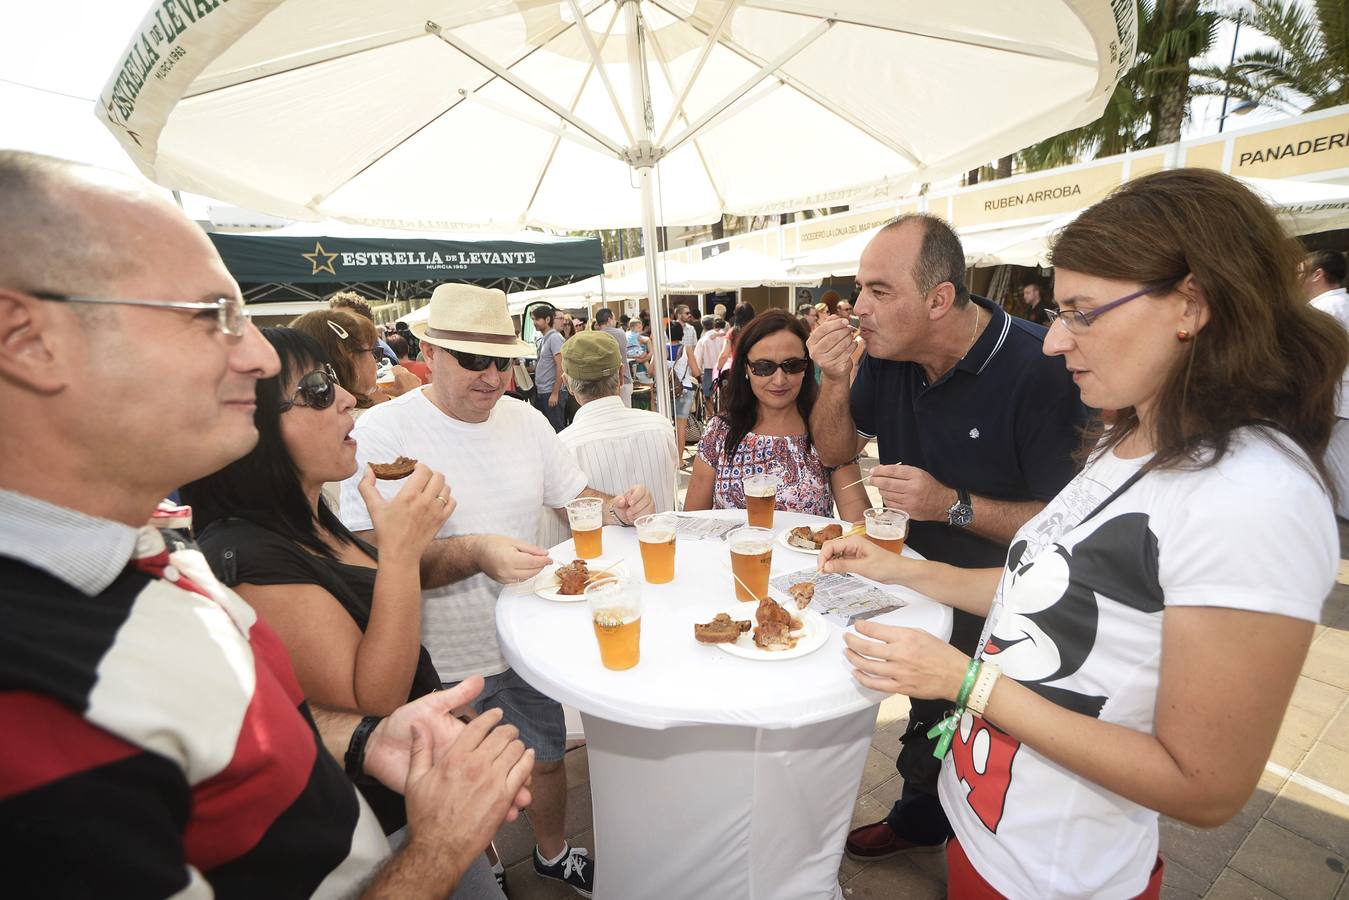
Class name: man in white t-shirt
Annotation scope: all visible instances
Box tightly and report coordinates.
[1302,249,1349,518]
[341,284,655,897]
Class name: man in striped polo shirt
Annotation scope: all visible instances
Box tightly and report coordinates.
[0,150,533,898]
[537,331,679,548]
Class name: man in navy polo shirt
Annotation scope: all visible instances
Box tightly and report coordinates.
[809,214,1087,863]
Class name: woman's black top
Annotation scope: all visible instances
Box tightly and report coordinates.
[197,516,440,834]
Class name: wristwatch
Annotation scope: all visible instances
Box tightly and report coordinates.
[947,488,974,528]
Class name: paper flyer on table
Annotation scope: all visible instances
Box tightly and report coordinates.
[769,568,908,627]
[674,515,741,542]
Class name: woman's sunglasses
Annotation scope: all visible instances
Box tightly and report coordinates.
[449,349,513,372]
[278,364,340,412]
[746,357,811,377]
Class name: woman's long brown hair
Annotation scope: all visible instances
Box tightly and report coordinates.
[1050,168,1347,488]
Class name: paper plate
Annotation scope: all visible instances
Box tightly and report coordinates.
[775,521,851,556]
[533,559,629,603]
[710,604,828,661]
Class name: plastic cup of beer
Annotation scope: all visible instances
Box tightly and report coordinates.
[566,497,604,559]
[742,474,782,529]
[635,512,677,584]
[586,576,642,670]
[864,507,910,555]
[728,525,774,602]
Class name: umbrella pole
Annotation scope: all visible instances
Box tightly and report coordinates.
[624,0,672,422]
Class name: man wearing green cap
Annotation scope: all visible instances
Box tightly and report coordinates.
[538,332,678,547]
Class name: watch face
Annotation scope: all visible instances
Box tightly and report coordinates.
[949,503,974,528]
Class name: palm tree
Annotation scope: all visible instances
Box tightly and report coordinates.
[1214,0,1349,112]
[1018,0,1219,170]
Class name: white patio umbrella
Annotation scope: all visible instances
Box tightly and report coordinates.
[98,0,1136,415]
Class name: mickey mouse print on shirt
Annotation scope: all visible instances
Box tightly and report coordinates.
[945,451,1159,835]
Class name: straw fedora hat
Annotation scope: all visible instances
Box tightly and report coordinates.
[410,283,536,358]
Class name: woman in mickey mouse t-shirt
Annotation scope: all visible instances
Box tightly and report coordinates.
[820,169,1346,900]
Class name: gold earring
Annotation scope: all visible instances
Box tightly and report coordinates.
[1177,329,1191,342]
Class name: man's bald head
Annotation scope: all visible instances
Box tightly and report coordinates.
[0,150,164,297]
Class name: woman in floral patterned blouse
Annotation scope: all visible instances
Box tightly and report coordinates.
[685,309,869,520]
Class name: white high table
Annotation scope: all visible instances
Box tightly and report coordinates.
[496,510,951,900]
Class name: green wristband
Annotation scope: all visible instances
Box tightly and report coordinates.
[955,658,982,707]
[926,659,982,761]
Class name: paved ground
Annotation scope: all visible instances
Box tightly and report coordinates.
[492,444,1349,899]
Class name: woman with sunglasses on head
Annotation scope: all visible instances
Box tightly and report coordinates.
[685,308,869,520]
[818,169,1347,899]
[181,328,456,835]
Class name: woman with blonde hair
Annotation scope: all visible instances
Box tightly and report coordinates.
[821,168,1347,898]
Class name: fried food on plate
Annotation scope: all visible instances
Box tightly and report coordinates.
[694,613,752,644]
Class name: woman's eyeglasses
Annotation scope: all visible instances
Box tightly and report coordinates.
[448,349,513,372]
[1044,279,1180,334]
[746,357,811,377]
[278,365,340,412]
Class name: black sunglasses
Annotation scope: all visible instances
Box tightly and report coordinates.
[278,365,340,412]
[449,349,513,372]
[746,357,811,377]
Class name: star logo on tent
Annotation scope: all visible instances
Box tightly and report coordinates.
[302,241,339,275]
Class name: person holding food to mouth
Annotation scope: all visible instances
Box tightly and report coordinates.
[181,327,457,838]
[819,169,1344,899]
[807,212,1087,863]
[684,308,869,521]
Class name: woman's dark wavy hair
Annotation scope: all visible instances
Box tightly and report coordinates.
[180,327,360,559]
[721,309,817,459]
[1049,167,1348,488]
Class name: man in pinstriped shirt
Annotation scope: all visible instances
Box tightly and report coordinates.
[538,332,679,548]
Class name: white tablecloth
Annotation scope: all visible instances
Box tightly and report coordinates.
[497,510,952,900]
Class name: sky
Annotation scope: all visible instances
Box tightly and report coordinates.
[0,1,1297,226]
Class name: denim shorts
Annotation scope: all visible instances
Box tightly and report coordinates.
[443,669,567,763]
[701,369,715,396]
[674,387,694,419]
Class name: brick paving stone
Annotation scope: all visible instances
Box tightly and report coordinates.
[1160,815,1253,883]
[1324,708,1349,754]
[1271,704,1324,770]
[1264,779,1349,859]
[1205,868,1284,900]
[840,858,945,898]
[1304,630,1349,691]
[1161,857,1210,898]
[858,747,899,794]
[1228,819,1347,899]
[1289,676,1347,722]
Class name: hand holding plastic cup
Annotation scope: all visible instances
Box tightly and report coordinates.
[586,575,642,670]
[566,497,604,559]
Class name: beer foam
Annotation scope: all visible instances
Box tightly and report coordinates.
[640,530,676,543]
[867,524,906,540]
[731,541,773,555]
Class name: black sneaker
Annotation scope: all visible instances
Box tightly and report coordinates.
[533,844,593,897]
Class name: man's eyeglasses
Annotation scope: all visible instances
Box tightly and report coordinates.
[33,291,246,336]
[746,357,811,377]
[1044,280,1180,334]
[448,349,513,372]
[279,365,340,412]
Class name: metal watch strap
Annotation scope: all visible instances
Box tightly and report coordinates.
[344,715,382,779]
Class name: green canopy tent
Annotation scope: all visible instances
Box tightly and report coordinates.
[207,224,603,309]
